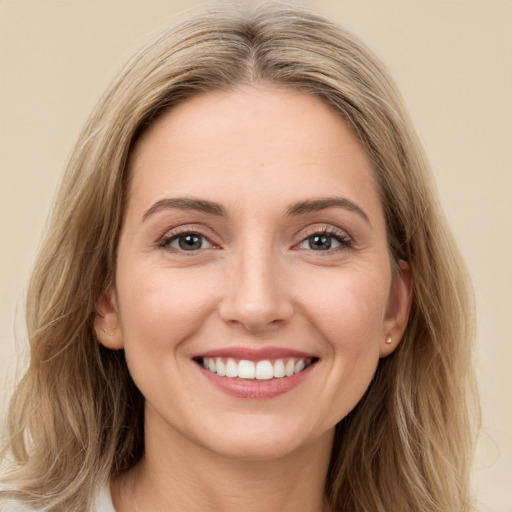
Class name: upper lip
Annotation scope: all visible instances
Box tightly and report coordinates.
[194,346,318,361]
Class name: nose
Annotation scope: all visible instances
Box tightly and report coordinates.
[218,245,294,332]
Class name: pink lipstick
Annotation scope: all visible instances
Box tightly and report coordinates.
[193,346,318,399]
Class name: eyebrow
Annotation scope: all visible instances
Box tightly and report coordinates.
[142,197,227,221]
[142,195,370,224]
[286,197,370,224]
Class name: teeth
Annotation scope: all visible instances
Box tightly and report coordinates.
[238,360,255,379]
[255,360,274,380]
[201,357,312,380]
[273,359,285,378]
[216,358,226,377]
[285,359,295,377]
[294,360,306,374]
[225,358,238,378]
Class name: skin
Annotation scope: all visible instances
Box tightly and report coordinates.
[96,85,412,511]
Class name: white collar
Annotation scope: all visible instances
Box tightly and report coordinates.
[95,483,116,512]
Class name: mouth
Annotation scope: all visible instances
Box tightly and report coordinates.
[195,356,317,380]
[192,349,319,399]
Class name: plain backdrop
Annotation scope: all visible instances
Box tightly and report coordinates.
[1,1,511,510]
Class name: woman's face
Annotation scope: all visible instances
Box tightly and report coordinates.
[97,86,411,460]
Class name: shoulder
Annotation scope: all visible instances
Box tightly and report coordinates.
[95,483,116,512]
[0,483,115,512]
[0,501,32,512]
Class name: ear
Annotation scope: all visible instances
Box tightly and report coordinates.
[94,286,124,350]
[380,260,413,358]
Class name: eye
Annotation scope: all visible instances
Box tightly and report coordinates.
[296,228,352,252]
[302,234,337,251]
[161,232,213,251]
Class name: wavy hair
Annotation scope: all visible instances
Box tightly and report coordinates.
[1,3,478,510]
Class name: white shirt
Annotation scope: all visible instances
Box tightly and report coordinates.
[2,484,116,511]
[95,484,116,512]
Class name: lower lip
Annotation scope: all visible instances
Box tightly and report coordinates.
[197,363,316,399]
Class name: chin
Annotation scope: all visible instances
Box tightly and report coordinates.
[193,415,333,462]
[209,437,311,462]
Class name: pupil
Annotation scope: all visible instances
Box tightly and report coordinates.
[179,234,202,250]
[309,235,331,250]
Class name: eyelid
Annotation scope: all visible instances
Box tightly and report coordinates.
[292,224,353,250]
[155,223,353,252]
[156,224,221,250]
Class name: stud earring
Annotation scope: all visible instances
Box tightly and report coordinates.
[385,336,393,345]
[96,327,116,336]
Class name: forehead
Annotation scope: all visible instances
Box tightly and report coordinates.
[126,86,382,221]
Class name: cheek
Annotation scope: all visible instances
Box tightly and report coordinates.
[116,263,219,354]
[295,265,390,416]
[297,265,391,350]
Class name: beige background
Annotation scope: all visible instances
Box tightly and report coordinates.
[1,0,510,510]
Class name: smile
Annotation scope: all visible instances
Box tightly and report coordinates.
[193,348,319,399]
[201,357,314,380]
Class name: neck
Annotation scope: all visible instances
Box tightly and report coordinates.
[112,410,334,512]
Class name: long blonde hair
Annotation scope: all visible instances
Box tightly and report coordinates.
[1,3,478,511]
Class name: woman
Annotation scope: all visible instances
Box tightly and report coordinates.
[0,3,478,511]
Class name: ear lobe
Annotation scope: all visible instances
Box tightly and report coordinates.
[94,287,123,350]
[380,260,413,358]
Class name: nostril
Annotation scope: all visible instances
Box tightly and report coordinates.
[218,261,294,331]
[219,300,294,333]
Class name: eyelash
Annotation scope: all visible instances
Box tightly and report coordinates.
[157,225,353,253]
[157,226,218,252]
[294,225,353,253]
